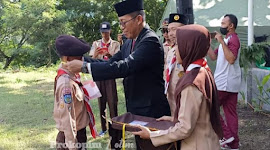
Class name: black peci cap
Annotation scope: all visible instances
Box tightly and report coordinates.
[114,0,144,17]
[169,13,189,25]
[55,35,90,57]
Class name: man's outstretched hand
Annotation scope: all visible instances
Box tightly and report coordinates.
[63,60,84,73]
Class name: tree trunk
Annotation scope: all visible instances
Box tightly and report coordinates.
[3,56,14,69]
[46,45,52,67]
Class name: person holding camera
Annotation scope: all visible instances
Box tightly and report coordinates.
[207,14,241,150]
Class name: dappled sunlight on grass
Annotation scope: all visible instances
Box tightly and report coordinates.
[8,89,28,95]
[0,70,56,149]
[0,124,58,149]
[0,71,54,90]
[0,69,127,149]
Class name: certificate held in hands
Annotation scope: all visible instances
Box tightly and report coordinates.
[111,112,175,132]
[111,112,179,150]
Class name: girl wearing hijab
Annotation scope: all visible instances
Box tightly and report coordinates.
[132,24,223,150]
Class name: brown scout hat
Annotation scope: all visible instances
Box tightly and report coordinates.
[55,35,90,56]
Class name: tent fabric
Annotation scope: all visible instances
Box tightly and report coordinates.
[157,0,270,45]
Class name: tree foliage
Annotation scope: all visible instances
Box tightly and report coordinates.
[58,0,168,43]
[0,0,70,68]
[0,0,168,69]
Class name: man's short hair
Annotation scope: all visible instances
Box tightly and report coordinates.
[130,10,146,22]
[224,14,238,29]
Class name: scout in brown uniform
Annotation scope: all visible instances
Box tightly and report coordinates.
[90,21,120,136]
[133,24,223,150]
[160,18,171,60]
[54,35,97,150]
[164,13,188,117]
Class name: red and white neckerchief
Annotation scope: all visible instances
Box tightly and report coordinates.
[101,39,111,60]
[101,39,111,48]
[163,42,170,47]
[169,43,175,49]
[164,46,176,94]
[186,58,210,73]
[55,69,98,138]
[101,41,110,50]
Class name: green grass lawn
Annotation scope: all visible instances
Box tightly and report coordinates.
[0,66,130,150]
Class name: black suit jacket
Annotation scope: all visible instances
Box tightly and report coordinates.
[85,25,170,118]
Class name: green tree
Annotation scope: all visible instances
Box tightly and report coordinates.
[58,0,168,44]
[58,0,119,43]
[144,0,168,30]
[0,0,168,68]
[0,0,70,69]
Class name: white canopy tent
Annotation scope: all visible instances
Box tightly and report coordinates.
[157,0,270,45]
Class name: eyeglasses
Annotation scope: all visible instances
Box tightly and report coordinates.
[119,15,138,27]
[162,28,168,34]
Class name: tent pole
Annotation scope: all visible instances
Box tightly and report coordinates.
[248,0,254,46]
[246,0,254,105]
[176,0,194,24]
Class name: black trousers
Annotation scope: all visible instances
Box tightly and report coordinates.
[56,128,87,150]
[108,123,122,150]
[135,135,180,150]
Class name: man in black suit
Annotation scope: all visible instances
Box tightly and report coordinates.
[66,0,170,119]
[65,0,170,149]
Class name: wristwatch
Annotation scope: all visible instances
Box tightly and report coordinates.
[81,61,88,73]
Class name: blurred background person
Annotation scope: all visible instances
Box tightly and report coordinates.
[164,13,188,117]
[90,21,120,136]
[207,14,241,150]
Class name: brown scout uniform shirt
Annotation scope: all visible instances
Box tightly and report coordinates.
[89,38,120,58]
[150,69,220,150]
[53,67,90,149]
[150,86,220,150]
[163,41,170,60]
[164,46,184,117]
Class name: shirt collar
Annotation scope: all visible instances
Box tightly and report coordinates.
[225,32,237,39]
[59,63,76,78]
[102,38,112,44]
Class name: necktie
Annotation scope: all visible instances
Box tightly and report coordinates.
[131,40,136,53]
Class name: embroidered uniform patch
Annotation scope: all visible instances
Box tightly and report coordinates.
[62,87,72,104]
[178,71,185,78]
[60,102,65,109]
[64,94,72,104]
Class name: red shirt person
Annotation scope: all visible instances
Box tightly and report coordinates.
[208,14,241,150]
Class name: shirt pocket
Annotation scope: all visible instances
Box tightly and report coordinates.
[74,84,84,101]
